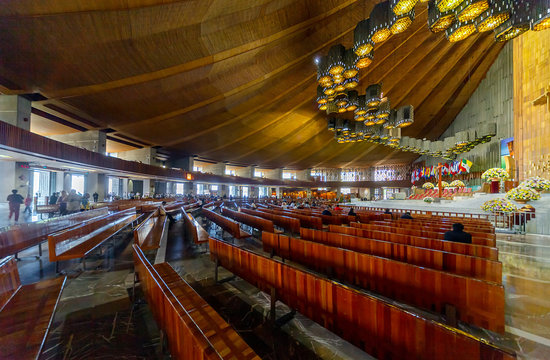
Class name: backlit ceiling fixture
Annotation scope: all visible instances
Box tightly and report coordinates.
[428,1,455,32]
[475,0,511,32]
[391,9,416,34]
[532,0,550,31]
[437,0,465,13]
[370,2,393,44]
[455,0,489,22]
[446,19,477,42]
[495,0,532,41]
[391,0,420,16]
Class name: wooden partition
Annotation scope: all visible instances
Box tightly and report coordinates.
[328,225,498,260]
[262,232,504,332]
[210,237,515,359]
[298,228,501,283]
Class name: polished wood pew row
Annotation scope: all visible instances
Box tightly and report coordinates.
[0,208,109,259]
[239,208,300,235]
[183,210,210,244]
[299,228,502,283]
[202,208,251,239]
[220,207,279,234]
[48,208,140,271]
[262,232,504,332]
[35,204,60,218]
[287,209,353,225]
[357,222,496,247]
[133,245,260,360]
[259,208,323,230]
[0,256,66,359]
[209,237,515,359]
[134,208,168,251]
[329,224,498,260]
[371,218,496,234]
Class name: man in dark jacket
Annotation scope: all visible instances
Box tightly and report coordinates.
[7,189,24,222]
[444,223,472,244]
[400,212,413,219]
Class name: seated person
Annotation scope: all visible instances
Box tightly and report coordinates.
[348,208,356,216]
[400,212,413,219]
[384,208,392,215]
[322,207,332,216]
[444,223,472,244]
[250,201,257,209]
[334,205,343,211]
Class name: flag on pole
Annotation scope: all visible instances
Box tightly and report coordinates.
[459,158,472,173]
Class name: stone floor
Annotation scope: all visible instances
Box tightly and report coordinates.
[4,209,550,359]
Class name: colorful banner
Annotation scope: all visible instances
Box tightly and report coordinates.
[411,159,472,184]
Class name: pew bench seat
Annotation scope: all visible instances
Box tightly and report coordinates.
[0,256,66,359]
[134,209,168,251]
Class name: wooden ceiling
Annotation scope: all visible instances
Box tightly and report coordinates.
[0,0,505,169]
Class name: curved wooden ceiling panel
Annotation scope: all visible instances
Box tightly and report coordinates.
[0,0,504,169]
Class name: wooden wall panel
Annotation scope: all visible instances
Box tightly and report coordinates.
[513,30,550,181]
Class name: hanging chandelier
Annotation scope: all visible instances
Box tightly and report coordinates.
[446,19,477,42]
[495,0,532,41]
[370,2,393,43]
[391,0,420,16]
[532,0,550,30]
[455,0,489,22]
[475,0,511,32]
[390,8,416,34]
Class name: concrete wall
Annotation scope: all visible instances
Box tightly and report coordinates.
[236,166,254,179]
[49,130,107,154]
[117,147,162,167]
[422,42,513,174]
[0,161,16,203]
[0,95,31,131]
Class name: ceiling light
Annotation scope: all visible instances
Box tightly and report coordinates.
[334,82,346,93]
[316,57,332,86]
[375,98,391,125]
[327,118,336,131]
[370,2,393,43]
[390,9,415,34]
[356,52,374,69]
[384,109,398,129]
[391,0,420,16]
[494,0,532,41]
[428,1,455,32]
[437,0,465,12]
[323,85,335,96]
[475,0,511,32]
[327,44,346,76]
[342,49,359,79]
[446,20,477,42]
[456,0,489,22]
[353,19,374,56]
[0,154,13,158]
[365,84,382,108]
[531,0,550,31]
[396,105,414,127]
[344,77,359,89]
[346,91,359,112]
[316,86,328,104]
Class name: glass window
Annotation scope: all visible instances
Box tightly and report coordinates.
[225,169,235,176]
[341,188,351,195]
[254,170,263,178]
[211,185,218,191]
[196,183,204,195]
[175,183,184,195]
[71,174,85,194]
[242,186,249,198]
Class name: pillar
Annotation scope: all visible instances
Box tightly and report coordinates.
[266,168,283,181]
[0,161,16,203]
[0,95,31,130]
[236,166,255,179]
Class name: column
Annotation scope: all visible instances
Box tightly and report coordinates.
[236,166,255,179]
[0,95,31,130]
[266,168,283,181]
[0,161,16,202]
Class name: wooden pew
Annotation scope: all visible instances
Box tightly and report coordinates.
[262,232,504,332]
[35,204,60,218]
[328,225,498,260]
[202,208,251,239]
[356,221,496,247]
[183,210,209,244]
[209,237,515,359]
[48,208,140,271]
[260,209,323,230]
[0,208,109,259]
[134,208,168,250]
[133,245,260,360]
[240,208,300,235]
[220,207,278,234]
[0,256,66,359]
[298,228,502,283]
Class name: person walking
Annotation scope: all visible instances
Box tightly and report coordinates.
[23,194,32,214]
[58,190,68,215]
[66,190,82,214]
[92,192,99,202]
[7,189,24,222]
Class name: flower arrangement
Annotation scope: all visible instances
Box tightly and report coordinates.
[481,198,518,213]
[439,181,449,188]
[422,182,434,189]
[411,185,417,190]
[481,168,510,182]
[520,177,550,192]
[450,180,466,187]
[506,187,541,202]
[424,197,434,203]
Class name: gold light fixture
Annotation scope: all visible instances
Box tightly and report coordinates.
[456,0,489,22]
[391,0,420,16]
[370,2,392,43]
[390,9,415,34]
[342,49,359,79]
[365,84,382,108]
[333,73,344,84]
[364,109,377,126]
[354,95,367,116]
[327,118,336,131]
[334,82,346,93]
[316,57,332,86]
[396,105,414,127]
[316,86,328,104]
[495,0,532,41]
[446,20,477,42]
[475,0,511,32]
[532,0,550,31]
[356,51,374,69]
[375,98,390,125]
[318,103,328,111]
[335,95,348,107]
[384,109,397,129]
[323,85,336,96]
[347,91,359,112]
[428,0,455,32]
[437,0,465,12]
[326,102,338,114]
[327,44,346,76]
[353,19,375,56]
[344,77,359,89]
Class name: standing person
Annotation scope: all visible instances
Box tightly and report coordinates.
[66,190,82,214]
[23,194,32,214]
[49,192,58,205]
[81,193,91,211]
[58,190,68,215]
[93,192,99,202]
[7,189,24,222]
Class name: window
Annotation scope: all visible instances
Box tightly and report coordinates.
[211,185,218,191]
[242,186,249,198]
[71,174,85,194]
[259,187,268,197]
[282,171,296,180]
[341,188,351,195]
[175,183,184,195]
[254,170,264,178]
[225,169,236,176]
[229,186,237,197]
[193,166,203,172]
